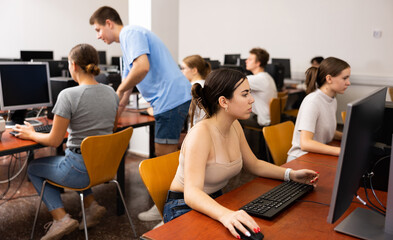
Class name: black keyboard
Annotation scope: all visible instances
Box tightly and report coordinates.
[240,181,314,219]
[34,124,53,133]
[9,124,53,136]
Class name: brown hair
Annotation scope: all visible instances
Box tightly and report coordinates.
[305,57,350,95]
[69,44,100,76]
[89,6,123,26]
[189,69,246,126]
[183,55,211,79]
[249,48,269,67]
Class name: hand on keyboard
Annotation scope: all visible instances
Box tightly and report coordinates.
[10,122,52,138]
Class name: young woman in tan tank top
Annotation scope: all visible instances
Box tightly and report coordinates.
[164,69,319,239]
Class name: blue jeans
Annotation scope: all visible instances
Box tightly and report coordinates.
[27,148,92,211]
[163,190,222,223]
[154,100,190,144]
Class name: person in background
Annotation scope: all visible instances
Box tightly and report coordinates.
[240,48,277,127]
[180,54,211,127]
[295,56,325,91]
[163,69,319,239]
[90,6,191,224]
[310,56,324,68]
[287,57,351,162]
[13,44,118,240]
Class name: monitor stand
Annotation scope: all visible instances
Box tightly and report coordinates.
[334,207,392,240]
[335,141,393,240]
[5,110,42,128]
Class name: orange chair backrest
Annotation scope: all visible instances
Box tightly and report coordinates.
[81,127,133,187]
[139,151,180,217]
[263,121,294,166]
[269,97,281,125]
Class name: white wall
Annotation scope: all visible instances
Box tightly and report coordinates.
[178,0,393,82]
[0,0,128,62]
[151,0,179,61]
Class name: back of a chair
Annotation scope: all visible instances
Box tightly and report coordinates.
[81,127,133,187]
[263,121,294,166]
[139,151,180,217]
[341,111,346,122]
[269,97,281,125]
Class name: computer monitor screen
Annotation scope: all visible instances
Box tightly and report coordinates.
[265,63,284,90]
[327,87,393,238]
[20,50,53,61]
[224,54,241,65]
[0,62,52,125]
[272,58,291,79]
[33,60,69,77]
[98,51,107,65]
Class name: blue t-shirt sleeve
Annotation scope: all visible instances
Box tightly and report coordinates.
[122,29,150,78]
[127,30,150,64]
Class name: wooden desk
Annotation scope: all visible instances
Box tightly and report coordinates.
[141,153,387,239]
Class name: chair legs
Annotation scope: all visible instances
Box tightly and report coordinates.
[111,179,137,238]
[30,180,137,239]
[79,193,88,240]
[30,180,47,240]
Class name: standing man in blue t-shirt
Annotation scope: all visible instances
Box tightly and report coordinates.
[90,6,191,225]
[89,6,191,157]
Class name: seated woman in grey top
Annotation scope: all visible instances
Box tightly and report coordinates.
[164,69,319,239]
[13,44,119,240]
[287,57,351,162]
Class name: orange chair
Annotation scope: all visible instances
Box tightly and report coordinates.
[263,121,295,166]
[341,111,346,122]
[30,127,136,240]
[139,151,180,217]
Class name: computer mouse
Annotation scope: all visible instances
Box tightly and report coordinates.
[234,223,264,240]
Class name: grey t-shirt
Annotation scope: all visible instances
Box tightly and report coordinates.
[52,84,119,148]
[287,89,337,160]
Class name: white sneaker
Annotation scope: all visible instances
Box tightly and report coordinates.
[153,220,164,229]
[79,201,107,230]
[138,205,162,221]
[41,214,78,240]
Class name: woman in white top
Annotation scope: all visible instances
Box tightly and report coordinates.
[180,55,211,127]
[164,69,319,239]
[287,57,351,161]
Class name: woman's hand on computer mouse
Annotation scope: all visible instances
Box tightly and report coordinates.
[12,121,35,139]
[291,169,319,187]
[219,210,260,239]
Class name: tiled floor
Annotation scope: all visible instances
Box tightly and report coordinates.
[0,147,256,239]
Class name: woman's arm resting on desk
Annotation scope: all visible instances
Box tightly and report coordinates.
[300,130,340,156]
[13,115,69,147]
[182,124,259,239]
[334,130,343,140]
[237,121,319,186]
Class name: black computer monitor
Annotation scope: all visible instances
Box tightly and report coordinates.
[272,58,291,79]
[20,50,53,61]
[265,63,284,90]
[0,62,53,126]
[327,87,393,239]
[98,51,107,65]
[224,54,241,65]
[33,60,69,77]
